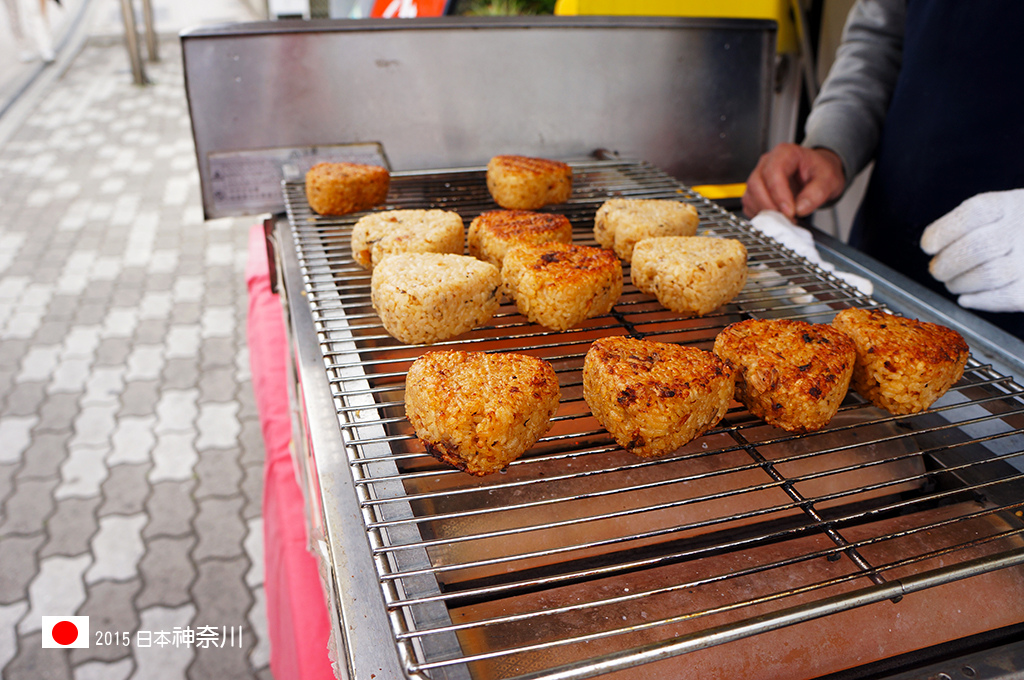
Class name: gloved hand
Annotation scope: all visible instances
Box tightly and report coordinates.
[920,189,1024,313]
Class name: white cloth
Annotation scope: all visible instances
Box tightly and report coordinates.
[920,189,1024,313]
[748,210,874,297]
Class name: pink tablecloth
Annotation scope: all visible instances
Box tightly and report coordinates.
[246,224,335,680]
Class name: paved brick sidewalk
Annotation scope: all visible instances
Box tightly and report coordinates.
[0,32,274,680]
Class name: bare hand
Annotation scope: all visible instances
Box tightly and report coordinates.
[742,144,846,220]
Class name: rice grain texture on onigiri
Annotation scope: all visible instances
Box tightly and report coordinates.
[370,252,501,345]
[501,242,623,331]
[583,336,735,458]
[832,307,968,414]
[404,350,561,475]
[630,236,748,316]
[713,318,856,433]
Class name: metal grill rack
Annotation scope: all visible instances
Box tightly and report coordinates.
[280,160,1024,679]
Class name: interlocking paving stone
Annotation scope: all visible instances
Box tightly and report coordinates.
[0,33,271,678]
[32,319,76,346]
[85,514,147,584]
[192,497,247,562]
[71,579,141,664]
[0,601,28,672]
[243,519,263,590]
[198,366,237,404]
[188,556,254,679]
[148,432,198,483]
[200,337,237,370]
[144,480,197,539]
[34,393,82,434]
[16,431,72,479]
[107,416,156,466]
[0,338,31,370]
[3,630,72,680]
[40,496,102,559]
[0,416,38,464]
[92,337,133,367]
[0,478,58,537]
[160,358,199,391]
[60,326,102,360]
[124,345,164,382]
[69,404,118,448]
[15,345,61,383]
[154,388,198,434]
[55,445,110,500]
[170,301,202,325]
[195,402,241,450]
[194,448,243,500]
[72,658,134,680]
[20,553,91,633]
[0,462,17,523]
[248,586,271,671]
[47,357,93,395]
[164,325,200,360]
[1,382,48,417]
[132,604,196,680]
[98,464,152,517]
[0,534,45,605]
[240,463,264,522]
[115,380,160,418]
[136,536,197,610]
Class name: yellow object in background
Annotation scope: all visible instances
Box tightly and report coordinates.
[554,0,797,54]
[690,183,747,200]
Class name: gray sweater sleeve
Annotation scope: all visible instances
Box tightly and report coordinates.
[802,0,907,185]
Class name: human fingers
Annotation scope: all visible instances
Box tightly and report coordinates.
[742,144,801,218]
[793,149,845,216]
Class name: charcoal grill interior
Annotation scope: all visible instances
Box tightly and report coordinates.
[277,159,1024,679]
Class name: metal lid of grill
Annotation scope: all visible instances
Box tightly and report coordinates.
[278,159,1024,680]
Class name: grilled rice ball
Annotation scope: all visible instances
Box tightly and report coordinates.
[371,253,501,345]
[502,242,623,331]
[304,162,390,216]
[594,198,700,262]
[486,155,573,210]
[583,336,735,458]
[713,319,856,433]
[351,209,464,270]
[631,236,748,316]
[468,210,574,268]
[405,350,561,476]
[832,307,969,414]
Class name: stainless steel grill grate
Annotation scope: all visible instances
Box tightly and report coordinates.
[281,160,1024,680]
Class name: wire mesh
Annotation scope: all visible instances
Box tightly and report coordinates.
[281,160,1024,679]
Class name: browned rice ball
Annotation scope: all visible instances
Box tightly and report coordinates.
[502,242,623,331]
[468,209,574,268]
[630,236,748,316]
[304,162,390,216]
[583,336,735,458]
[713,318,856,433]
[486,155,573,210]
[405,350,561,475]
[594,198,699,262]
[832,307,969,414]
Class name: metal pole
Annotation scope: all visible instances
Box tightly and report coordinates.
[118,0,148,85]
[140,0,159,62]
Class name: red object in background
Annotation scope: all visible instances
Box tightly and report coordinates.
[370,0,449,17]
[247,225,335,680]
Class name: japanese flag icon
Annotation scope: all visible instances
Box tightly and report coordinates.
[42,616,90,648]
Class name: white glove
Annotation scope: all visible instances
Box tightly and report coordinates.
[749,211,874,296]
[920,189,1024,313]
